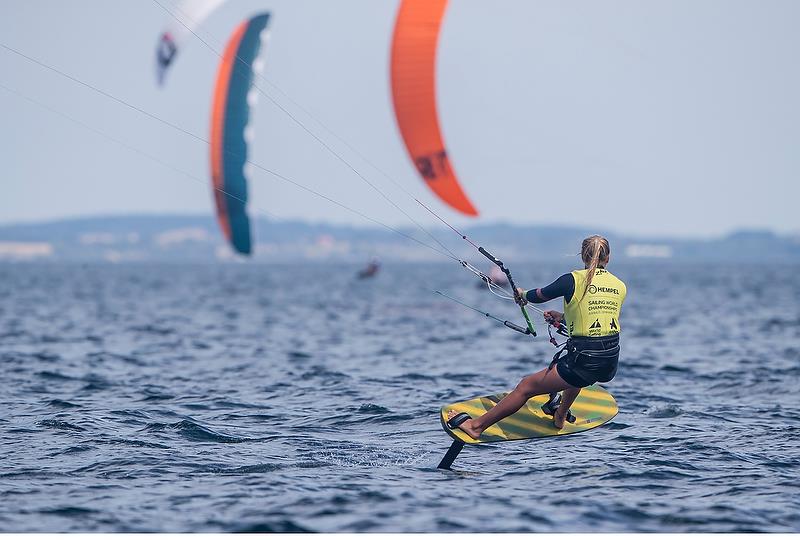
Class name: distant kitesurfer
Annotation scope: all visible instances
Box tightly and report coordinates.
[357,257,381,279]
[448,235,626,434]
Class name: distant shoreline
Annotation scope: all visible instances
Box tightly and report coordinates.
[0,214,797,263]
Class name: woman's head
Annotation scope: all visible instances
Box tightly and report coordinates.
[580,235,610,299]
[581,235,610,268]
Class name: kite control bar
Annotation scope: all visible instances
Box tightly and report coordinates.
[503,320,532,335]
[477,247,536,337]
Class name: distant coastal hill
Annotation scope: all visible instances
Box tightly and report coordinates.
[0,215,797,263]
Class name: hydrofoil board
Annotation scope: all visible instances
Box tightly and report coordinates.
[437,385,618,468]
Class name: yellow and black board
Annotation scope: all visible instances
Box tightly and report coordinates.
[437,386,618,469]
[441,385,618,444]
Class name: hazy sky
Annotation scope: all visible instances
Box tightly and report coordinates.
[1,0,798,237]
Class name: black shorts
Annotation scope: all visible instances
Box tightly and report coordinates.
[555,335,620,388]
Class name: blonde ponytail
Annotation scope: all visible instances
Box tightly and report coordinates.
[580,235,610,300]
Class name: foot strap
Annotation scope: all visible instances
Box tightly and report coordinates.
[541,393,576,424]
[446,412,472,429]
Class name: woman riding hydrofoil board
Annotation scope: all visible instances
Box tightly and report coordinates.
[447,235,626,435]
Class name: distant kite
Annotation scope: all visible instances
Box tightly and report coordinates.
[155,0,227,86]
[209,13,270,255]
[391,0,478,216]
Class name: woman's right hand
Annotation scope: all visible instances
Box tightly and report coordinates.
[515,287,528,306]
[543,310,563,327]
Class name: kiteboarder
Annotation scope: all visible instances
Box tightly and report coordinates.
[357,257,381,279]
[448,235,626,434]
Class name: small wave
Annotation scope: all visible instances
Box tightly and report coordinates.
[660,364,694,373]
[36,370,76,381]
[623,361,654,370]
[217,463,283,475]
[80,379,114,392]
[50,445,95,456]
[294,406,415,428]
[37,419,85,432]
[109,409,151,419]
[763,458,797,470]
[6,427,41,434]
[304,440,432,468]
[687,410,736,423]
[598,468,697,481]
[759,317,800,331]
[648,404,683,418]
[129,324,174,335]
[47,399,81,409]
[87,351,143,365]
[300,366,350,385]
[69,458,154,477]
[0,468,69,480]
[629,328,665,338]
[0,330,27,340]
[30,352,61,362]
[341,413,417,426]
[433,518,470,532]
[234,520,313,533]
[218,413,279,422]
[357,403,391,414]
[645,458,702,471]
[613,434,646,443]
[39,506,97,516]
[426,334,468,344]
[181,402,211,411]
[141,388,175,402]
[396,372,437,382]
[143,420,248,443]
[290,460,332,471]
[517,510,555,528]
[770,364,800,377]
[213,399,265,409]
[98,437,171,449]
[39,335,70,343]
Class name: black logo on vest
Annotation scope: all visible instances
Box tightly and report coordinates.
[588,284,619,295]
[588,318,602,335]
[610,318,618,331]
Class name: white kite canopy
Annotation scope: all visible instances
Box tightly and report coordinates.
[155,0,228,86]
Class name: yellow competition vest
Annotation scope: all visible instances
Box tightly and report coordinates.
[564,268,626,337]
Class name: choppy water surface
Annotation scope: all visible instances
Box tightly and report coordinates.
[1,261,798,532]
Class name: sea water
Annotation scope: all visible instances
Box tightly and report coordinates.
[0,261,798,532]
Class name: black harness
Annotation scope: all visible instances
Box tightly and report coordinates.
[548,336,621,372]
[541,335,620,423]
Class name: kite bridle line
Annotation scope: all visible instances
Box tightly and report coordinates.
[436,283,571,343]
[3,32,556,345]
[435,290,535,335]
[414,198,539,337]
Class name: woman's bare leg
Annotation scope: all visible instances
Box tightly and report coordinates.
[553,386,581,428]
[449,366,571,438]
